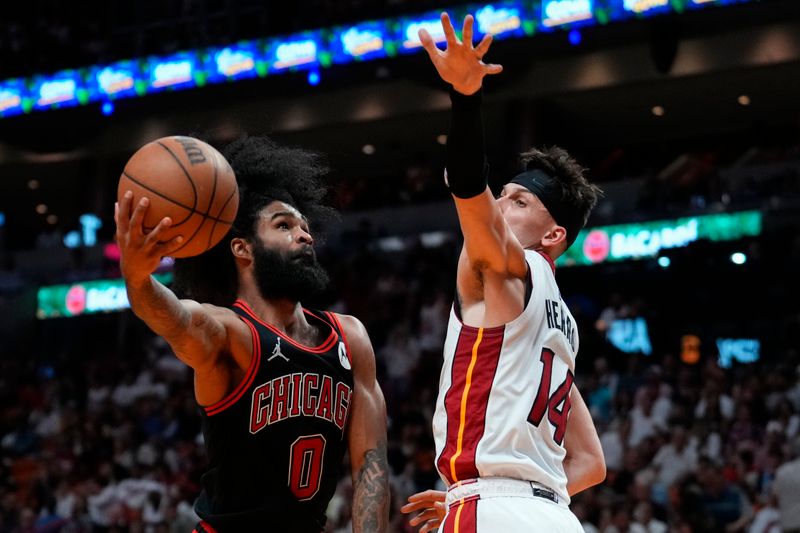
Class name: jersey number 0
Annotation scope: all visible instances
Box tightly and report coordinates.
[288,434,327,500]
[527,348,574,446]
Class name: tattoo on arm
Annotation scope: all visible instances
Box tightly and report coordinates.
[128,277,191,342]
[353,438,389,533]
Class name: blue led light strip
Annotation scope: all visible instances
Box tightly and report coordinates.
[0,0,756,119]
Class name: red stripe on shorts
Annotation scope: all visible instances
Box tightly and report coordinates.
[443,496,478,533]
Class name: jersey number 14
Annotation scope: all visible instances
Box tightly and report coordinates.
[527,348,574,446]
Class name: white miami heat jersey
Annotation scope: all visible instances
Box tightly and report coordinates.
[433,249,579,503]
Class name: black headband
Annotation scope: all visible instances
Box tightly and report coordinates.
[509,169,583,245]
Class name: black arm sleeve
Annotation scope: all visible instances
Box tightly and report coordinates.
[445,88,489,199]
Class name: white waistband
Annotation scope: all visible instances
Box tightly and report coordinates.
[446,477,563,506]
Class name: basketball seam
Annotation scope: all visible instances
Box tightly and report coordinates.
[167,212,210,256]
[205,151,220,250]
[208,186,238,250]
[155,141,198,212]
[121,170,195,227]
[164,146,222,256]
[121,170,235,225]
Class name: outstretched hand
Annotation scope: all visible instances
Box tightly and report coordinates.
[115,191,184,286]
[400,489,447,533]
[418,12,503,96]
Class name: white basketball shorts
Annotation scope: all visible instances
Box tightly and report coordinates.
[438,477,583,533]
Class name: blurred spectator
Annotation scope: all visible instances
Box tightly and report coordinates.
[378,322,421,404]
[633,502,667,533]
[602,503,646,533]
[600,418,626,472]
[774,437,800,533]
[651,425,697,503]
[628,389,666,447]
[696,458,753,532]
[747,494,782,533]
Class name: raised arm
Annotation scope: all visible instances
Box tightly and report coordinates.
[115,191,232,373]
[339,314,389,533]
[563,387,606,495]
[420,14,526,281]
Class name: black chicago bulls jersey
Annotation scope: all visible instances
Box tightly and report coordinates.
[194,299,354,532]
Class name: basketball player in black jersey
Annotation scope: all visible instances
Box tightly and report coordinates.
[115,136,389,532]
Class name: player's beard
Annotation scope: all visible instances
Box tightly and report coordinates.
[251,241,329,303]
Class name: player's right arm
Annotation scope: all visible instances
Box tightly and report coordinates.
[420,15,527,298]
[563,387,606,495]
[115,191,230,371]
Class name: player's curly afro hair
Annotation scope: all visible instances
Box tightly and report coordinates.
[173,135,337,307]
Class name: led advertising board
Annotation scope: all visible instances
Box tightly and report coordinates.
[31,70,85,110]
[539,0,594,29]
[471,2,528,40]
[89,60,140,101]
[0,79,26,117]
[37,273,173,319]
[329,21,391,64]
[266,31,323,72]
[558,210,762,267]
[147,52,199,92]
[607,318,653,355]
[205,41,263,82]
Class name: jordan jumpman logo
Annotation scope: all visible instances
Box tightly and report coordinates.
[268,337,289,362]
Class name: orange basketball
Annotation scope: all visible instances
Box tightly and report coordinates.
[118,136,239,258]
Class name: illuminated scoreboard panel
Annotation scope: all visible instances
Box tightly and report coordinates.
[0,0,763,120]
[539,0,595,29]
[87,60,141,102]
[397,9,464,53]
[472,2,531,39]
[266,31,324,72]
[204,42,263,82]
[31,70,85,110]
[147,52,199,92]
[329,21,392,64]
[0,79,26,117]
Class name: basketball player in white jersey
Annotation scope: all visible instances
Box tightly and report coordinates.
[401,13,606,533]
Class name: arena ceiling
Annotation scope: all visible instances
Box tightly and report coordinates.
[0,1,798,250]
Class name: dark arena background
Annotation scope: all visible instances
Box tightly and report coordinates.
[1,0,800,531]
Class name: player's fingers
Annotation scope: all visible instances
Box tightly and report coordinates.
[128,197,150,239]
[441,12,458,46]
[420,519,443,533]
[154,234,185,257]
[475,33,493,58]
[418,29,442,61]
[409,509,440,525]
[143,217,173,247]
[117,192,133,233]
[408,490,446,503]
[484,63,504,75]
[401,501,431,513]
[462,14,474,46]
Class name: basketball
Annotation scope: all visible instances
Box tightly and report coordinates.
[117,136,239,258]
